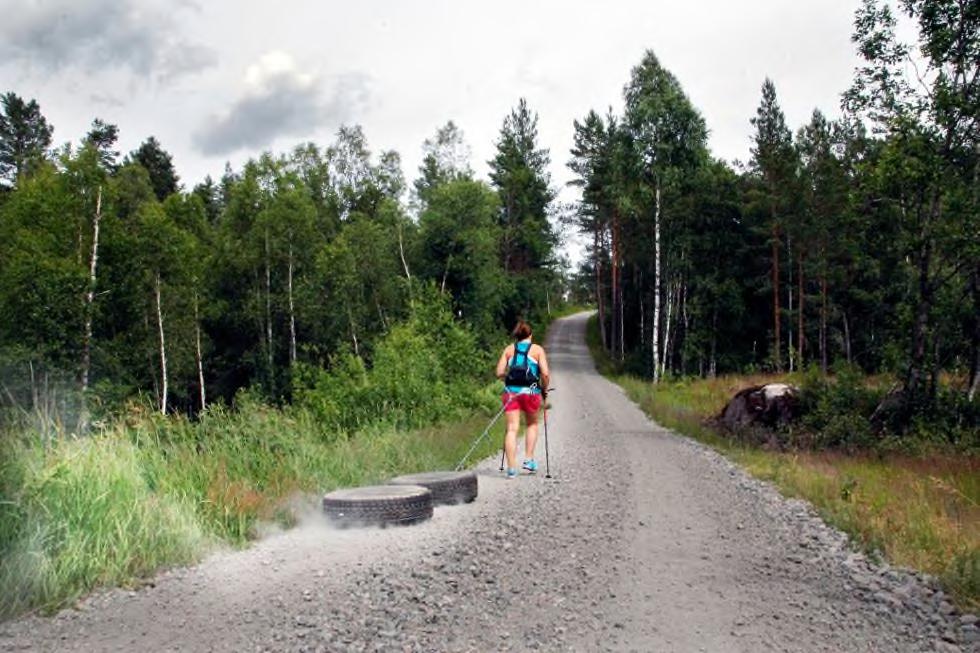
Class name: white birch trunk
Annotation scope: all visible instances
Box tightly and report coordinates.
[440,254,452,293]
[397,221,412,282]
[80,186,102,397]
[194,292,206,412]
[681,281,689,374]
[155,272,168,415]
[652,182,662,383]
[348,308,360,357]
[661,281,674,380]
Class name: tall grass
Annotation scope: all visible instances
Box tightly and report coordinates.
[586,316,980,611]
[0,392,506,619]
[0,434,206,617]
[0,299,512,620]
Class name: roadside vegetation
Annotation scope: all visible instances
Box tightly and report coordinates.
[588,316,979,611]
[0,94,566,618]
[0,299,518,618]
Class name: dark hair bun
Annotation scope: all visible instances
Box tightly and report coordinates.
[511,320,532,340]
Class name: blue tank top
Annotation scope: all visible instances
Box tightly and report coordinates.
[505,341,542,394]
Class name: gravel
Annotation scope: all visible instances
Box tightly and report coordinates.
[0,312,974,652]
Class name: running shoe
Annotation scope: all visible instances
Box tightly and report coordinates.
[522,459,539,473]
[506,468,518,479]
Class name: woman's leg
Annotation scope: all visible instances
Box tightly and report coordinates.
[524,409,539,461]
[504,409,521,470]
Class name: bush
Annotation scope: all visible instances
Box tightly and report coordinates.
[292,292,491,434]
[799,364,883,450]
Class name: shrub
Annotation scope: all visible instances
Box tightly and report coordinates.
[799,364,883,450]
[292,292,491,434]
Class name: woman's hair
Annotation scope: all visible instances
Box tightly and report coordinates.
[511,320,532,341]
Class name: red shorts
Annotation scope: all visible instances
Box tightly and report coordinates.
[501,392,542,413]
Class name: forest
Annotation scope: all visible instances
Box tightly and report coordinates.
[0,0,975,447]
[569,0,978,445]
[0,97,564,429]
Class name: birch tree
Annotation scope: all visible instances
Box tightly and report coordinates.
[624,50,708,381]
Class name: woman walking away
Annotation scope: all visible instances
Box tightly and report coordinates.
[495,320,550,479]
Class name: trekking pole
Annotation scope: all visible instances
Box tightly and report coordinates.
[543,388,552,478]
[456,394,516,472]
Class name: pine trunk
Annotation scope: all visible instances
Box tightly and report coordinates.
[820,274,828,375]
[661,281,674,379]
[612,210,622,361]
[798,252,805,369]
[288,241,297,365]
[969,266,980,401]
[709,307,718,378]
[787,233,794,372]
[594,228,608,352]
[652,182,662,382]
[639,292,646,374]
[265,229,273,376]
[906,226,935,400]
[969,151,980,401]
[155,273,168,415]
[771,217,781,371]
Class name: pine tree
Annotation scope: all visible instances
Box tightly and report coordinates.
[488,98,557,324]
[750,78,797,372]
[0,92,53,186]
[84,119,120,171]
[130,136,180,201]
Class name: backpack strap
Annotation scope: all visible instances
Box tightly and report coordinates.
[516,341,531,364]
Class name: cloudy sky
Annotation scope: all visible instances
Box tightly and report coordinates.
[1,0,871,255]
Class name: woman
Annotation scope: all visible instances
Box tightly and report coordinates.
[495,320,550,479]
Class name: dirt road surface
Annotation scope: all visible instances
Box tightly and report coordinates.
[2,312,973,652]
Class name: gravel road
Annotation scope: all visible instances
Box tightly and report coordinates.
[2,312,975,652]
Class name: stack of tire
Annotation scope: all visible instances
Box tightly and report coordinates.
[322,470,477,528]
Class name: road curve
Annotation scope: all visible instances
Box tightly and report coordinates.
[1,312,970,652]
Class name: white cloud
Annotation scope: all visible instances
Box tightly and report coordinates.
[194,52,371,156]
[0,0,216,81]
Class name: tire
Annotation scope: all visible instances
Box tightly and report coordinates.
[322,485,433,528]
[387,471,478,506]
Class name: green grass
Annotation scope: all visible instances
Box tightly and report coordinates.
[0,389,507,620]
[586,315,980,611]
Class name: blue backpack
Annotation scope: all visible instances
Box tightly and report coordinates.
[505,342,539,387]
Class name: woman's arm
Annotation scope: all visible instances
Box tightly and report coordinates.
[495,345,512,379]
[536,345,550,390]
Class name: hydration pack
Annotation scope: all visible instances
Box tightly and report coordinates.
[505,342,539,387]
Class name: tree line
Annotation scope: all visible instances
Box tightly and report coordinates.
[0,96,560,425]
[568,0,978,425]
